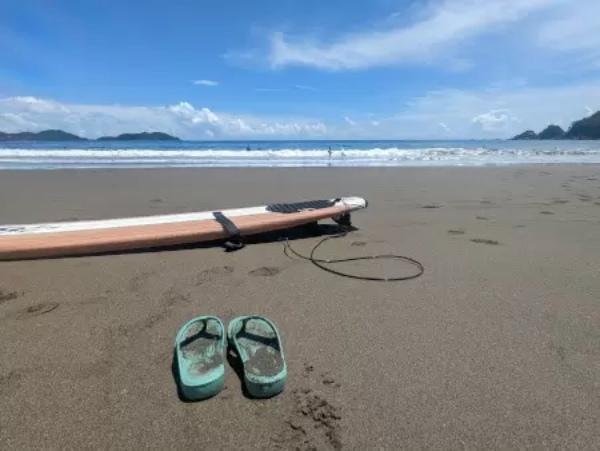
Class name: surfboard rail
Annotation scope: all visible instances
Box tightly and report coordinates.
[0,197,367,260]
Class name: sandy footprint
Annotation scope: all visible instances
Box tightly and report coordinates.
[0,288,20,304]
[161,287,190,307]
[272,363,343,450]
[196,266,234,285]
[249,266,281,277]
[0,370,23,394]
[6,302,60,320]
[470,238,500,245]
[128,269,158,292]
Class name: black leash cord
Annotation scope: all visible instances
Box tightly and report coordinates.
[282,229,424,282]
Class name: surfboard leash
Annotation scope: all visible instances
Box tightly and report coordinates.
[282,226,425,282]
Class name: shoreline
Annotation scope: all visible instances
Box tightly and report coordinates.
[2,161,600,172]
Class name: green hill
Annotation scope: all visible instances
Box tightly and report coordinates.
[0,129,86,141]
[511,130,537,140]
[564,111,600,139]
[512,111,600,140]
[96,132,180,141]
[537,125,565,139]
[0,130,181,142]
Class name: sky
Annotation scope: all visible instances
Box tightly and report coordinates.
[1,0,600,140]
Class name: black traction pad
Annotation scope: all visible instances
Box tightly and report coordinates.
[266,199,336,214]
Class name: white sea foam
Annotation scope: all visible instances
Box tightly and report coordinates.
[1,146,600,169]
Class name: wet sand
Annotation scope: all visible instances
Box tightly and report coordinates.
[1,166,600,449]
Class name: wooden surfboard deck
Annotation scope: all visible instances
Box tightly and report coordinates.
[0,197,367,260]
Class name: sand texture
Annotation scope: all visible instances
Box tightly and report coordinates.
[1,167,600,449]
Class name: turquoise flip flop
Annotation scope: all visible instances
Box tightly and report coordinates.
[174,315,226,401]
[228,315,287,399]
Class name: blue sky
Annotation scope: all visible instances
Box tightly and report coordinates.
[1,0,600,139]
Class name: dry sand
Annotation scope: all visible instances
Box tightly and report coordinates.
[1,166,600,450]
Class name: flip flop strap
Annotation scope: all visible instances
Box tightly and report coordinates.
[177,316,223,348]
[240,315,280,338]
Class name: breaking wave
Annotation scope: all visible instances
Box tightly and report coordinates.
[1,143,600,169]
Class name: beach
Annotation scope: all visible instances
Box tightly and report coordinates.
[1,166,600,449]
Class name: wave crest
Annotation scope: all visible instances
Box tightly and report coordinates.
[1,146,600,168]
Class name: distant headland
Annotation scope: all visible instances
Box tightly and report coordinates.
[96,132,181,141]
[512,110,600,140]
[0,130,180,142]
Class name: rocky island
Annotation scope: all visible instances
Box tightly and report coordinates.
[512,110,600,140]
[0,130,181,142]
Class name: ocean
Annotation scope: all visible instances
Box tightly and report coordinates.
[1,139,600,169]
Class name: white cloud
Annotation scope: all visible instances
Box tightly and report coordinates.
[471,109,516,132]
[0,96,327,139]
[192,79,219,86]
[536,2,600,54]
[2,80,600,140]
[389,80,600,138]
[264,0,564,70]
[8,96,70,114]
[294,84,317,91]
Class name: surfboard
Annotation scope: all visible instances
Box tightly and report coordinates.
[0,197,367,260]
